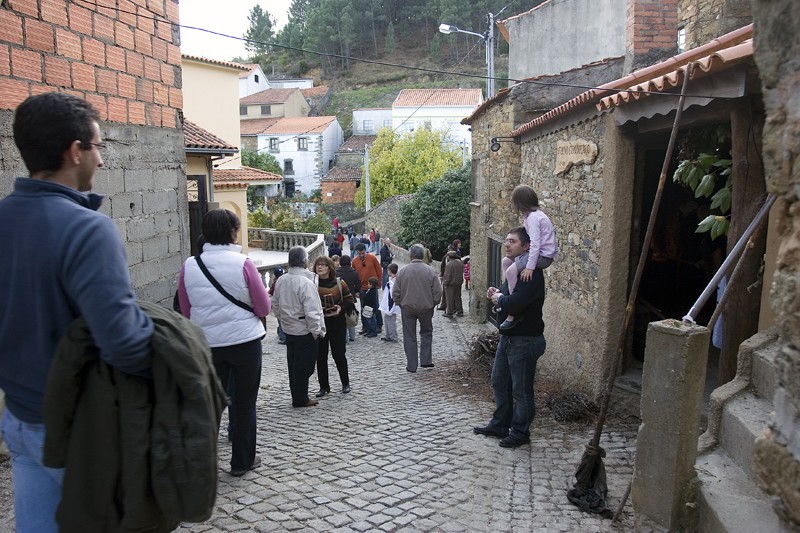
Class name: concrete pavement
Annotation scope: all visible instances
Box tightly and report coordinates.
[177,284,638,532]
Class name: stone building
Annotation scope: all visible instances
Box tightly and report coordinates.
[0,0,188,305]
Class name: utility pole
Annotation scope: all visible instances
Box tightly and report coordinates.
[364,144,371,211]
[486,12,495,98]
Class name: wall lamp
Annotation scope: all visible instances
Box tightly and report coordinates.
[490,136,517,152]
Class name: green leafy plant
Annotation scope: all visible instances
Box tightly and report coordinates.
[672,126,732,239]
[398,164,471,259]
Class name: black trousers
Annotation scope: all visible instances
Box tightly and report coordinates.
[212,337,263,471]
[285,333,318,407]
[317,316,349,390]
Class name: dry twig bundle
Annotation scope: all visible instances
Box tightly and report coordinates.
[544,390,599,423]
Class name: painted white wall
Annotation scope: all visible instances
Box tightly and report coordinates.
[391,106,475,150]
[505,0,626,82]
[239,65,270,98]
[268,78,314,89]
[254,120,342,194]
[353,109,392,135]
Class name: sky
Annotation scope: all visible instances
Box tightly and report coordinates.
[179,0,292,61]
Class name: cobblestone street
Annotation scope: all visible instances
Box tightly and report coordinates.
[177,289,638,533]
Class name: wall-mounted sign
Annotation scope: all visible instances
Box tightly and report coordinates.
[555,140,598,174]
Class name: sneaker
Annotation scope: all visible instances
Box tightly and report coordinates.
[278,340,286,345]
[498,318,517,333]
[365,333,377,338]
[358,330,368,335]
[230,455,261,477]
[443,313,454,318]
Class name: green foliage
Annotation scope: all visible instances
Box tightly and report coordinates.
[355,128,461,208]
[241,150,282,174]
[673,125,733,240]
[308,188,322,202]
[248,200,330,234]
[244,6,275,56]
[302,210,330,234]
[398,165,471,259]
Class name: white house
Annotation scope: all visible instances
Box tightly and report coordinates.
[240,116,344,195]
[391,88,483,151]
[239,63,270,98]
[352,108,392,135]
[268,78,314,89]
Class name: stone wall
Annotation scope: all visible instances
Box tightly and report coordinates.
[678,0,752,50]
[751,0,800,526]
[365,194,413,245]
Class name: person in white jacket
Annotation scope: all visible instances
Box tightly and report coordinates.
[272,247,326,408]
[379,263,400,342]
[178,209,271,477]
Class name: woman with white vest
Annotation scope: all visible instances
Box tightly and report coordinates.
[177,209,271,477]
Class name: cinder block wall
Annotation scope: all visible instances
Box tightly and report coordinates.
[0,0,189,306]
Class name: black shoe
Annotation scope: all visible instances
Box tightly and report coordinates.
[342,384,351,393]
[456,312,464,317]
[230,455,261,477]
[443,314,454,318]
[498,318,518,333]
[421,363,435,368]
[473,425,509,439]
[358,330,367,335]
[499,435,530,448]
[315,388,330,398]
[406,368,416,373]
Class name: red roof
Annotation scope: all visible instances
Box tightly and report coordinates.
[338,135,376,152]
[301,86,330,99]
[181,54,250,71]
[240,116,337,135]
[393,88,483,107]
[183,120,237,151]
[322,167,362,182]
[215,167,283,183]
[240,88,300,105]
[511,24,753,137]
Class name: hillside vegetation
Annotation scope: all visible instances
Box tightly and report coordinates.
[239,0,525,130]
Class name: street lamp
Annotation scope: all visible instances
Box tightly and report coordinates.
[439,13,496,98]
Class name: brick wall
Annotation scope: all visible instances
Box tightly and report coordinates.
[0,0,189,305]
[626,0,679,70]
[321,180,357,204]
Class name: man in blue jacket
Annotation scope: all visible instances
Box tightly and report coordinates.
[0,92,154,532]
[473,227,547,448]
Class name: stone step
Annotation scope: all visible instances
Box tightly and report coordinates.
[752,339,778,401]
[696,448,785,533]
[719,390,772,479]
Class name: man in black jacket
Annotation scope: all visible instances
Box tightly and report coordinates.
[473,227,546,448]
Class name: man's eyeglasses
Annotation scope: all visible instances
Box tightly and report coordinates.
[81,142,107,150]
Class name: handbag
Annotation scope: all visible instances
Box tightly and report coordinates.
[335,278,360,327]
[361,306,374,319]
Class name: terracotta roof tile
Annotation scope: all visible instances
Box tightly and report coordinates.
[238,63,260,78]
[214,181,249,189]
[240,88,299,105]
[321,167,362,182]
[240,118,281,135]
[240,116,337,135]
[183,119,238,151]
[462,87,512,125]
[181,54,250,71]
[338,135,376,152]
[301,86,330,99]
[215,167,283,182]
[510,24,754,137]
[393,88,483,107]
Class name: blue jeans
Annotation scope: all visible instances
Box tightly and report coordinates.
[1,409,64,533]
[361,314,377,336]
[277,320,286,342]
[489,335,546,439]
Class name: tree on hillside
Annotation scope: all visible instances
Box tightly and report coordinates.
[245,5,276,56]
[354,128,461,208]
[397,165,471,260]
